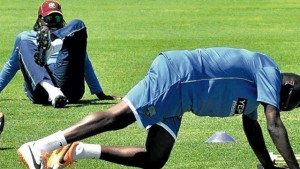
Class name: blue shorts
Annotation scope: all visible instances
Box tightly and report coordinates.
[123,54,183,139]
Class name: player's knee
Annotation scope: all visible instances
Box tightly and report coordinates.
[19,40,34,49]
[68,19,86,30]
[144,154,169,169]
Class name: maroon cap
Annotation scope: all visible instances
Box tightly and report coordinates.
[38,1,62,17]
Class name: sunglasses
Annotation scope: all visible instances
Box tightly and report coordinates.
[281,81,295,110]
[42,14,63,24]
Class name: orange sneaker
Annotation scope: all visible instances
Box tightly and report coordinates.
[47,142,80,169]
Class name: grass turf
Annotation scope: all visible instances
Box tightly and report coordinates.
[0,0,300,168]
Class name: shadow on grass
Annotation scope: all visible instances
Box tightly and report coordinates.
[0,147,14,151]
[0,98,28,102]
[0,98,117,108]
[39,99,117,108]
[69,99,117,108]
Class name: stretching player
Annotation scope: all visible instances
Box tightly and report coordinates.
[19,47,300,168]
[0,0,120,108]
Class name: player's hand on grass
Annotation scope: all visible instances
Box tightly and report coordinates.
[96,92,122,100]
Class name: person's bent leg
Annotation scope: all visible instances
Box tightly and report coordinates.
[48,120,175,168]
[18,101,134,168]
[51,19,87,103]
[18,40,53,104]
[20,101,134,151]
[100,124,175,168]
[63,100,135,142]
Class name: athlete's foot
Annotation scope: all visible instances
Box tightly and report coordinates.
[18,142,48,169]
[52,95,68,108]
[49,88,68,108]
[35,26,53,66]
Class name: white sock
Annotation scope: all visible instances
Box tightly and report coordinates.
[73,142,101,160]
[34,131,67,153]
[45,39,63,57]
[52,39,63,53]
[40,80,64,101]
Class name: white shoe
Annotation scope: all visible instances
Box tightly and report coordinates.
[48,88,68,108]
[52,95,68,108]
[18,142,47,169]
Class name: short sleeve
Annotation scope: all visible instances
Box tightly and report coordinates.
[256,67,282,109]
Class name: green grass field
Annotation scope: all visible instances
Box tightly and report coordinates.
[1,0,300,168]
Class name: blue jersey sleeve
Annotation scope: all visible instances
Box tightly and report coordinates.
[0,30,38,93]
[256,67,282,109]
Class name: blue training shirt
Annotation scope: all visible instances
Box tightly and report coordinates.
[162,47,282,119]
[124,47,282,136]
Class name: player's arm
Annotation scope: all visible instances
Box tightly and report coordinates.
[242,113,275,168]
[83,54,103,95]
[263,103,299,169]
[0,34,22,93]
